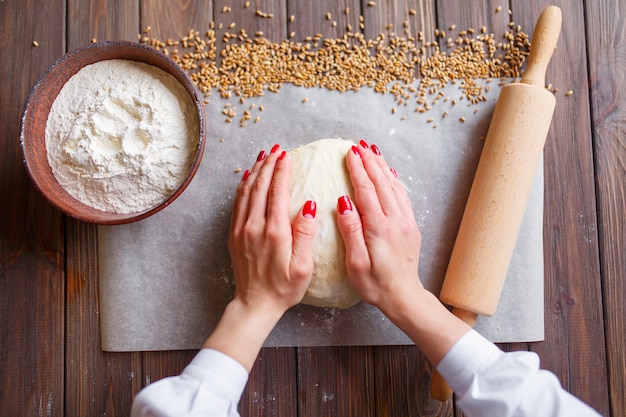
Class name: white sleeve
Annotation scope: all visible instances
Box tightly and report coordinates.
[436,329,602,417]
[131,348,249,417]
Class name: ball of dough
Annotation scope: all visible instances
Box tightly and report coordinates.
[287,138,361,309]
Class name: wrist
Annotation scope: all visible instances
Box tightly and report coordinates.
[375,278,428,322]
[381,287,472,366]
[379,285,433,326]
[230,295,287,325]
[202,297,285,372]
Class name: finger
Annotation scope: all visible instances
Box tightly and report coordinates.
[290,200,317,284]
[390,169,415,220]
[345,144,385,219]
[357,142,400,217]
[265,148,290,226]
[231,149,268,229]
[246,146,282,223]
[369,144,415,219]
[229,171,249,250]
[336,195,371,276]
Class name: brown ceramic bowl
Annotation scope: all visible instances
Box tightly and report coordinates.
[20,40,205,225]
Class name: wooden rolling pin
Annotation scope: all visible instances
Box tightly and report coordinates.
[430,5,562,401]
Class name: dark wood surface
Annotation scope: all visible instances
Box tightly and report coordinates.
[1,0,623,416]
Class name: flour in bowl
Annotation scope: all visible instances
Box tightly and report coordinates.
[45,59,199,214]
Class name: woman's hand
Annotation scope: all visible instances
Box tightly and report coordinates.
[336,140,470,366]
[228,144,317,315]
[336,140,424,316]
[203,144,317,371]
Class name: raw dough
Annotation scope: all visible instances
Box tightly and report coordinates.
[288,138,361,309]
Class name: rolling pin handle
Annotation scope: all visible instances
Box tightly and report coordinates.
[430,308,479,401]
[521,6,562,87]
[430,369,454,402]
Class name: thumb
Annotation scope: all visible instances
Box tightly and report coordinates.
[336,195,370,274]
[291,200,317,280]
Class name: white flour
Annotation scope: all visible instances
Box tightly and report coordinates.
[45,59,199,214]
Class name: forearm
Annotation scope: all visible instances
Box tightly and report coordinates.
[203,298,284,372]
[381,287,471,366]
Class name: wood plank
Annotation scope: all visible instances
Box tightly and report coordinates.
[512,1,610,415]
[374,346,453,417]
[239,347,298,417]
[297,346,375,417]
[287,0,361,40]
[65,219,144,416]
[142,0,212,40]
[67,0,139,45]
[436,0,510,47]
[141,350,197,387]
[585,0,626,415]
[0,0,66,415]
[361,1,442,416]
[410,0,437,40]
[362,0,435,44]
[63,1,143,416]
[64,219,103,416]
[215,0,287,43]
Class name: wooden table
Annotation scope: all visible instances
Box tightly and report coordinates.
[1,0,623,415]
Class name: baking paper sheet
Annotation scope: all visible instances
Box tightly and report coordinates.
[99,81,544,351]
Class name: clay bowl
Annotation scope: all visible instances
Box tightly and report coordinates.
[20,40,205,225]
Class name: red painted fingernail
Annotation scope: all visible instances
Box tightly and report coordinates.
[257,150,267,161]
[302,200,317,219]
[271,143,280,154]
[278,150,287,160]
[351,145,361,156]
[338,195,353,215]
[371,144,381,155]
[390,167,398,178]
[242,169,250,181]
[359,139,369,148]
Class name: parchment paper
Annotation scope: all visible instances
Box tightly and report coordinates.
[99,81,544,351]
